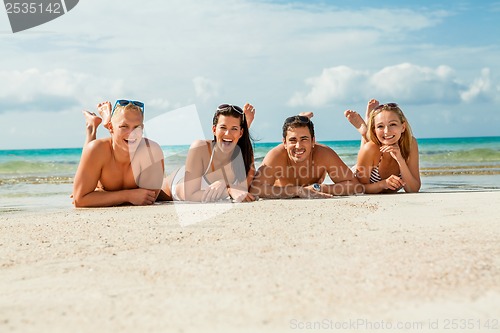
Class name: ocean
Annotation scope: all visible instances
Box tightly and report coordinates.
[1,136,500,212]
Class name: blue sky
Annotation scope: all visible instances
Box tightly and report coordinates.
[0,0,499,149]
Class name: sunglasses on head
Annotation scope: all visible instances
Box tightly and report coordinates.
[285,115,310,124]
[111,100,145,118]
[374,102,398,111]
[217,103,244,116]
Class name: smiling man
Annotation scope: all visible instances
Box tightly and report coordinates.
[73,100,165,207]
[250,115,363,199]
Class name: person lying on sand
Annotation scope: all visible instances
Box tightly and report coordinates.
[163,103,256,202]
[73,100,164,207]
[344,99,421,193]
[250,114,363,199]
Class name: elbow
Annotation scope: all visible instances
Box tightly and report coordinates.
[249,183,264,198]
[72,194,90,208]
[353,181,365,195]
[406,183,421,193]
[73,198,87,208]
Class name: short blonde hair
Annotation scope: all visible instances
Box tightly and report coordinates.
[367,104,413,160]
[113,103,143,117]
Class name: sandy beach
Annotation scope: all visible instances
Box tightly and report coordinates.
[1,191,499,332]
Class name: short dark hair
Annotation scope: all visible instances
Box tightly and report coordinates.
[282,115,315,139]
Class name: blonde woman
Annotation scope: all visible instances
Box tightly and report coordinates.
[345,100,420,193]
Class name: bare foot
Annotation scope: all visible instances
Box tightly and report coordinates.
[366,99,379,122]
[82,110,102,129]
[243,103,255,128]
[344,109,367,138]
[299,111,314,119]
[82,110,102,145]
[97,101,112,129]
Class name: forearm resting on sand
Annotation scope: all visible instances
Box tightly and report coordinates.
[73,188,158,207]
[321,181,365,196]
[250,184,303,199]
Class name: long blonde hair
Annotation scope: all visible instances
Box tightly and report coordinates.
[367,103,413,160]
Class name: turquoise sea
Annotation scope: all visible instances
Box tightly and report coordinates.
[1,136,500,211]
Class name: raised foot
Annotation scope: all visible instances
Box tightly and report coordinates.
[344,109,367,137]
[82,110,102,129]
[97,101,112,129]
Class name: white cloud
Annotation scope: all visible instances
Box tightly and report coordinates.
[290,63,497,107]
[1,0,499,147]
[0,68,124,112]
[193,76,219,102]
[369,63,463,104]
[460,68,492,102]
[289,66,369,107]
[148,98,171,111]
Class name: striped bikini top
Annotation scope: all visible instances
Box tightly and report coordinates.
[369,155,401,184]
[369,165,383,183]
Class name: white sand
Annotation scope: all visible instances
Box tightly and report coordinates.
[1,192,499,332]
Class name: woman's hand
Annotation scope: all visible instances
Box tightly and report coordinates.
[383,174,405,191]
[201,180,228,202]
[228,187,256,202]
[380,144,404,162]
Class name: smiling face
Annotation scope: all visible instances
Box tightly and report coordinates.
[283,126,315,164]
[109,106,144,151]
[373,110,406,145]
[212,115,243,153]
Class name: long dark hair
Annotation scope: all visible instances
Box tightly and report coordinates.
[212,105,254,180]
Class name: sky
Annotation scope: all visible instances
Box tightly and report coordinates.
[0,0,499,150]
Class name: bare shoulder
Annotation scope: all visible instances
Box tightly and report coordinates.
[314,143,335,155]
[360,141,379,155]
[313,144,340,161]
[78,139,112,170]
[85,138,111,156]
[189,139,210,150]
[144,137,162,150]
[411,136,419,148]
[262,144,288,166]
[186,140,211,168]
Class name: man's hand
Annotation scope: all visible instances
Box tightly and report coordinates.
[127,188,157,205]
[299,185,333,199]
